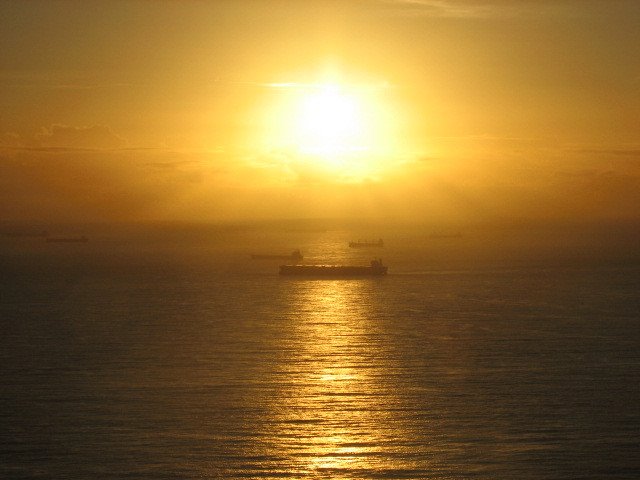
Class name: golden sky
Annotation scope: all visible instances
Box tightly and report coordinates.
[1,0,639,224]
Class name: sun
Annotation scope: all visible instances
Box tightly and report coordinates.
[255,77,403,181]
[295,84,365,157]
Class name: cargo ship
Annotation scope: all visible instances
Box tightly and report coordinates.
[251,249,302,261]
[279,259,387,277]
[349,238,384,248]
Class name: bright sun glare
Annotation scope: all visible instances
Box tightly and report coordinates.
[295,85,364,157]
[259,78,401,181]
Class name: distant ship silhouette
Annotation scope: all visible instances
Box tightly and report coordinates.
[280,259,387,277]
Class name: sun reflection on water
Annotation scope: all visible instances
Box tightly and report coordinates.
[265,279,408,475]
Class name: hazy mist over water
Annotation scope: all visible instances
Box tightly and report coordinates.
[3,0,640,476]
[1,220,639,478]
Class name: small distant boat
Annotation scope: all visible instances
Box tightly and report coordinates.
[46,236,88,243]
[279,259,388,277]
[349,238,384,248]
[251,249,303,262]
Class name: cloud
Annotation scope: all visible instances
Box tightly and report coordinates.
[0,124,126,151]
[379,0,571,18]
[2,133,639,224]
[35,124,127,150]
[0,147,224,223]
[0,144,314,223]
[571,148,640,159]
[381,0,493,18]
[0,132,22,148]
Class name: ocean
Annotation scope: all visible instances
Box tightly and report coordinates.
[1,222,639,479]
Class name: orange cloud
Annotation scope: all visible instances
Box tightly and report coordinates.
[35,125,127,150]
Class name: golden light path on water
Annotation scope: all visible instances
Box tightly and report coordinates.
[262,278,421,476]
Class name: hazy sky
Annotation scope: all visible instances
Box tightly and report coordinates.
[1,0,639,224]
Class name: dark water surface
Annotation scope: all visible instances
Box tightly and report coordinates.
[1,226,639,478]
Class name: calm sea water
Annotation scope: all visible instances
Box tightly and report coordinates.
[1,224,639,478]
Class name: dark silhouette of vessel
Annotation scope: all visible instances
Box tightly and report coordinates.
[279,259,387,277]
